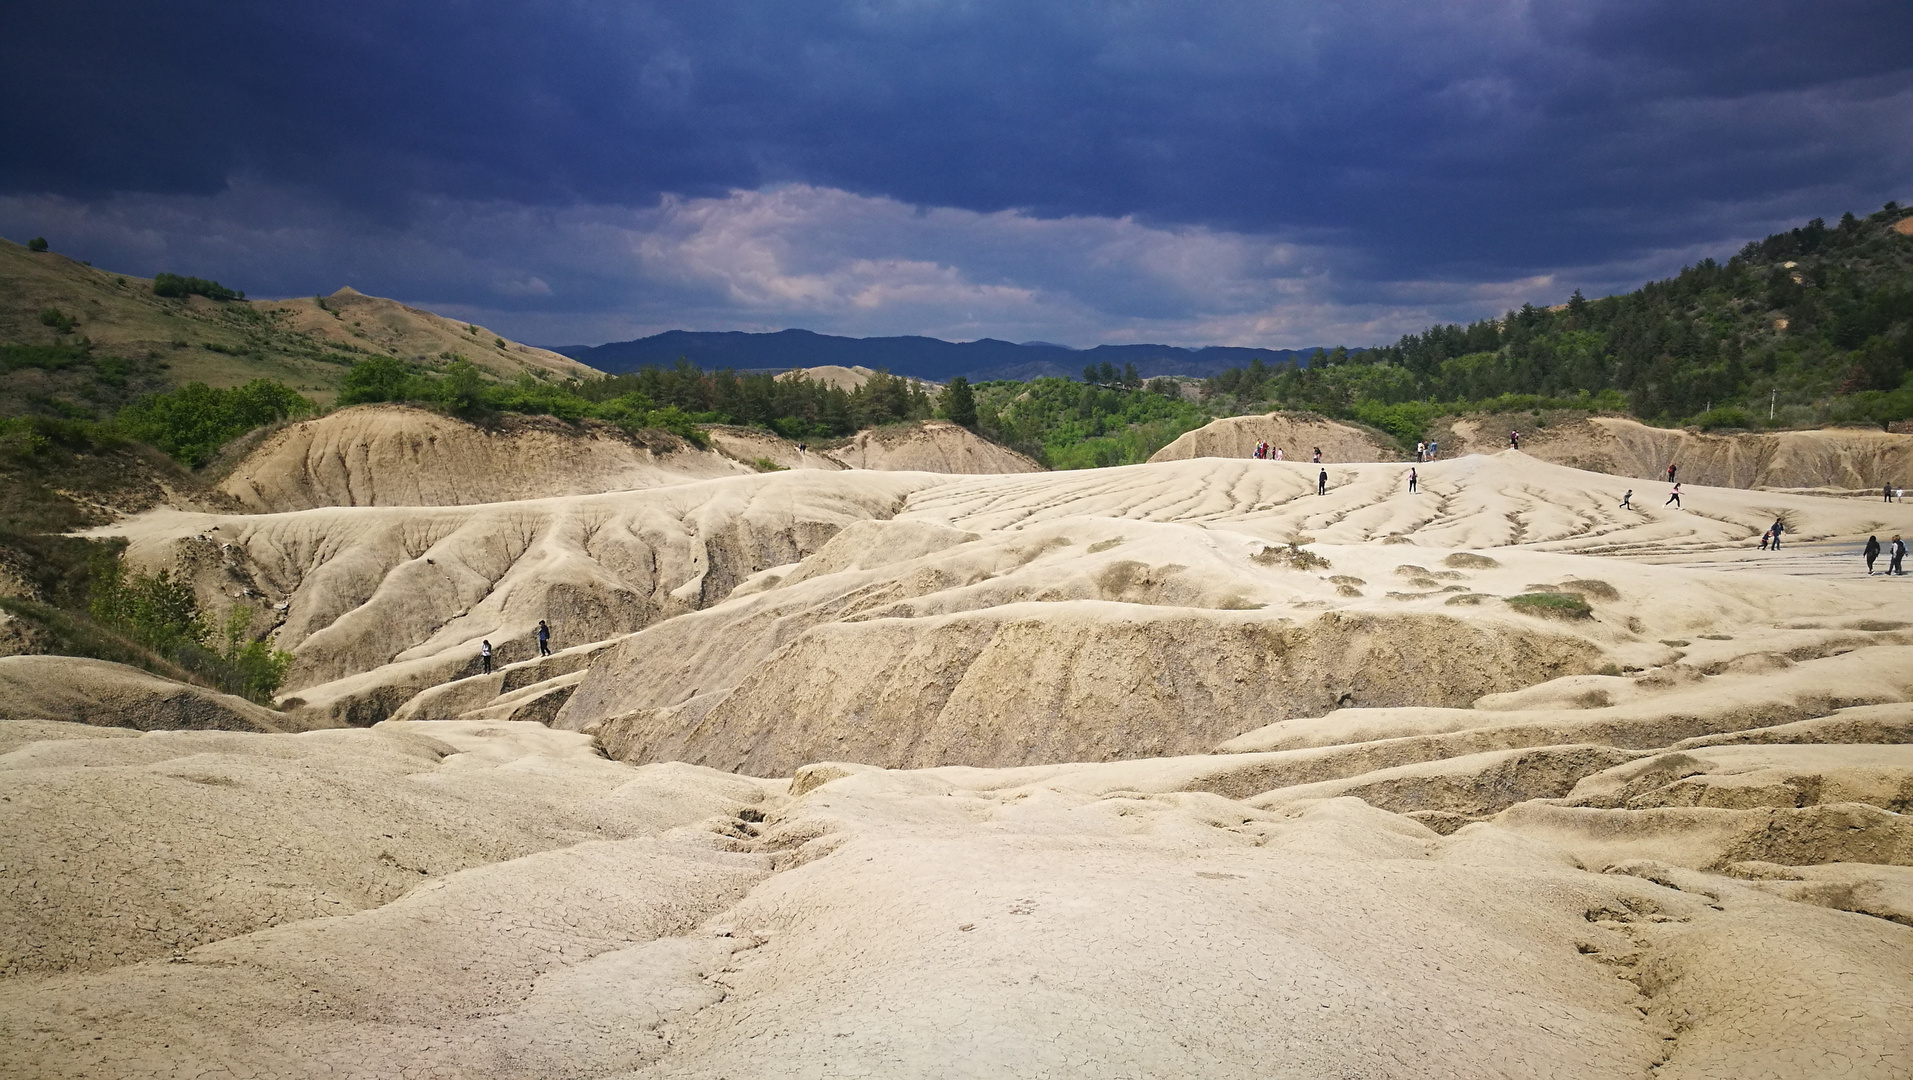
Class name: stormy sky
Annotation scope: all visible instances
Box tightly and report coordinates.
[4,2,1909,348]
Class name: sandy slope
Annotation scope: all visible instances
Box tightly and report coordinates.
[221,405,751,511]
[13,450,1913,1077]
[1437,415,1913,491]
[1149,411,1399,462]
[220,409,1033,511]
[821,419,1043,473]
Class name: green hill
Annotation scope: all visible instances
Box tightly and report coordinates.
[1203,202,1913,435]
[0,237,595,411]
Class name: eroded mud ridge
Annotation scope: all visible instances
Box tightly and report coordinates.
[8,450,1913,1077]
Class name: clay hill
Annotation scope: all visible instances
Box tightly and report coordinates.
[0,237,593,401]
[1158,410,1913,492]
[218,407,1040,512]
[6,445,1913,1077]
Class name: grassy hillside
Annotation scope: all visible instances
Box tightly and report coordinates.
[1201,203,1913,439]
[0,237,595,405]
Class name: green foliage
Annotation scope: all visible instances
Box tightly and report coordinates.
[87,561,292,701]
[151,272,239,301]
[1691,405,1756,431]
[115,379,314,467]
[1505,592,1593,619]
[89,561,205,654]
[38,307,77,333]
[940,376,978,428]
[1198,204,1913,430]
[750,457,788,472]
[970,377,1211,468]
[26,237,48,252]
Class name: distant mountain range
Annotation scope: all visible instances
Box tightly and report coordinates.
[549,329,1331,382]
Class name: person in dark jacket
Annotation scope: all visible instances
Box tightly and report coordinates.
[1865,535,1881,574]
[1892,535,1908,576]
[480,639,493,675]
[537,619,552,656]
[1408,467,1418,494]
[1317,468,1328,496]
[1769,518,1784,550]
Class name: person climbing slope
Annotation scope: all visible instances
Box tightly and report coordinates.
[1665,482,1682,509]
[1769,518,1784,551]
[1619,489,1633,509]
[1865,535,1881,575]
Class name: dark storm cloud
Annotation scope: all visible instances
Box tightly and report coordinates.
[4,2,1909,344]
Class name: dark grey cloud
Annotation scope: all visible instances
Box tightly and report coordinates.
[4,2,1909,346]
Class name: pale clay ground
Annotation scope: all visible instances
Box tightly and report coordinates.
[8,413,1913,1078]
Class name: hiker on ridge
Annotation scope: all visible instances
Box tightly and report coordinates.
[537,619,552,657]
[1865,535,1882,575]
[1509,430,1520,450]
[480,639,493,675]
[1318,468,1328,496]
[1667,463,1677,483]
[1312,447,1322,464]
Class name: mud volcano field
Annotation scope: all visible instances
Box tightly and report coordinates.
[5,439,1913,1078]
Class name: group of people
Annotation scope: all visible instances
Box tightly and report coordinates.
[1414,440,1438,462]
[478,619,553,674]
[1866,535,1908,575]
[1250,441,1284,460]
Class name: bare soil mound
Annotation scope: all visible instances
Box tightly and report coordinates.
[822,420,1043,473]
[9,450,1913,1077]
[1149,412,1398,463]
[0,655,322,733]
[219,404,747,511]
[1437,415,1913,490]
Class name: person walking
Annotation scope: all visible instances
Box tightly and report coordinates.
[480,639,493,675]
[1769,518,1784,550]
[1509,430,1520,450]
[1416,441,1426,463]
[1665,482,1682,509]
[1619,489,1633,509]
[1865,535,1881,574]
[1317,468,1328,496]
[1408,467,1418,494]
[536,619,552,657]
[1666,463,1677,484]
[1891,534,1908,575]
[1312,447,1322,464]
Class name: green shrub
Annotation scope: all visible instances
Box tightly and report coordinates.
[152,272,239,301]
[87,563,293,701]
[38,308,78,333]
[1505,592,1593,619]
[115,379,313,467]
[1692,405,1755,431]
[26,236,48,252]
